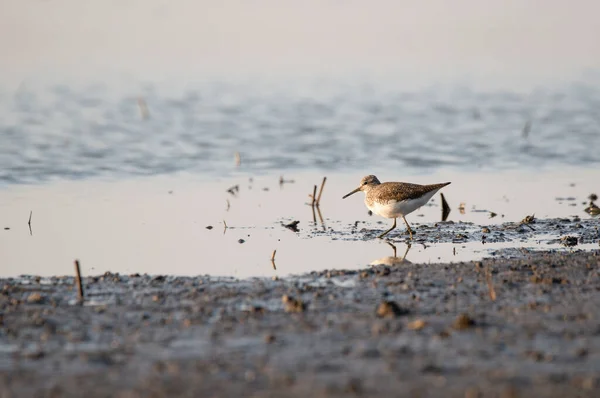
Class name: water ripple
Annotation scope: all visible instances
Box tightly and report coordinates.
[1,82,600,184]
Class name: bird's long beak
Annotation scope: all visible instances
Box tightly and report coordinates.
[342,186,361,199]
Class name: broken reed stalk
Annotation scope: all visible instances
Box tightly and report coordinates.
[28,210,32,235]
[316,205,324,225]
[485,264,497,302]
[137,97,150,120]
[74,260,84,302]
[311,185,317,207]
[316,177,327,206]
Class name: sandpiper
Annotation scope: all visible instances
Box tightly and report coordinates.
[342,175,451,239]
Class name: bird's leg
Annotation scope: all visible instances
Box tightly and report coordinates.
[402,215,414,239]
[378,218,396,239]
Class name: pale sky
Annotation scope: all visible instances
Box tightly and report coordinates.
[1,0,600,87]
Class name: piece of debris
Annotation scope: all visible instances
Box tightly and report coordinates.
[238,239,245,244]
[589,193,598,202]
[489,211,497,218]
[376,301,409,318]
[482,227,491,234]
[206,226,213,230]
[282,295,306,313]
[440,193,451,221]
[521,214,536,224]
[458,202,466,214]
[284,220,300,232]
[561,236,578,247]
[226,185,239,195]
[585,202,600,216]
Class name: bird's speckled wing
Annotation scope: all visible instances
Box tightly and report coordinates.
[370,182,451,204]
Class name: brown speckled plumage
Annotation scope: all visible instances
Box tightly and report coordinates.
[365,181,451,207]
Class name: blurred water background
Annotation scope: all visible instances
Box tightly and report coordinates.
[2,79,600,185]
[2,1,600,185]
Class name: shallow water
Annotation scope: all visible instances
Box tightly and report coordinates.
[1,169,598,277]
[1,80,600,185]
[1,80,599,277]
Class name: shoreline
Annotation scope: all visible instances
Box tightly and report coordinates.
[2,249,600,397]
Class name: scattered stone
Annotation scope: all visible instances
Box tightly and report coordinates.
[238,239,245,244]
[407,319,426,330]
[482,227,491,234]
[453,313,475,330]
[376,301,409,318]
[206,225,213,230]
[282,295,306,313]
[26,293,44,304]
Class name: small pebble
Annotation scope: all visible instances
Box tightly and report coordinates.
[407,319,426,330]
[376,301,409,318]
[453,313,475,330]
[282,295,306,313]
[27,293,44,304]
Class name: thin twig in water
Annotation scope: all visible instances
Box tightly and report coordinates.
[311,185,317,207]
[271,250,277,270]
[74,260,84,302]
[316,177,327,206]
[28,211,32,236]
[223,220,228,234]
[485,264,497,302]
[137,97,150,120]
[316,205,324,226]
[226,200,230,211]
[522,120,532,138]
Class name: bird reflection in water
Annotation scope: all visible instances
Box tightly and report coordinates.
[370,242,412,266]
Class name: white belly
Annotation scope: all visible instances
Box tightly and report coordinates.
[366,189,438,219]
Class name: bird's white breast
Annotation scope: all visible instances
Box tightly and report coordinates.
[366,189,438,218]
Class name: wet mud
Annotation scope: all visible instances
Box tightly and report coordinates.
[2,249,600,397]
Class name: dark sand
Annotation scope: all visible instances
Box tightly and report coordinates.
[1,249,600,397]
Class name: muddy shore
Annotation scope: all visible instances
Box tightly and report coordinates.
[1,249,600,397]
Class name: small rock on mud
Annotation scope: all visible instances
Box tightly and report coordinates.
[376,301,409,318]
